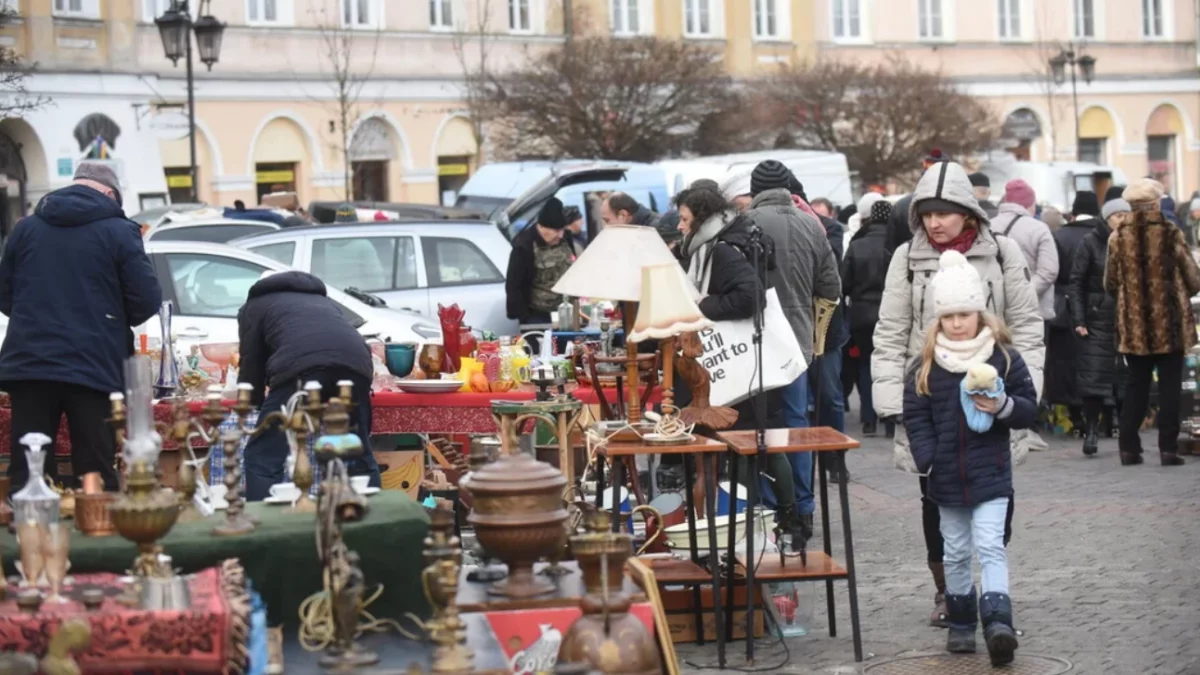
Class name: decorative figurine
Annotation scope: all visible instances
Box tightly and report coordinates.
[40,618,91,675]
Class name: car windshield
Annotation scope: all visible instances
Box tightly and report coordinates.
[453,195,511,219]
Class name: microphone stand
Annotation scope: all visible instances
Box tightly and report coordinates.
[743,222,768,664]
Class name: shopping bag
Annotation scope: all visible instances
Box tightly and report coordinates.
[702,289,808,407]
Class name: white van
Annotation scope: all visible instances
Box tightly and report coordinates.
[977,159,1128,213]
[657,150,854,206]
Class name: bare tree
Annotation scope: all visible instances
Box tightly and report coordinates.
[766,57,1000,186]
[483,36,738,161]
[310,8,383,201]
[0,6,48,118]
[451,0,497,160]
[1018,5,1066,160]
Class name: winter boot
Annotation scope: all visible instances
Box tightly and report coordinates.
[774,506,812,563]
[928,562,948,628]
[1161,452,1186,466]
[944,589,978,653]
[980,592,1019,666]
[1120,452,1144,466]
[862,420,877,437]
[1082,421,1099,456]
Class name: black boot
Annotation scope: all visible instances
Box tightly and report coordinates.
[774,506,811,563]
[944,589,977,653]
[862,420,877,437]
[980,592,1018,666]
[1161,452,1186,466]
[885,421,895,439]
[1082,422,1099,456]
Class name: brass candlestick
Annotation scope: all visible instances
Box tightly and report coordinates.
[176,459,202,523]
[423,509,473,674]
[212,432,254,537]
[286,382,321,514]
[108,459,181,578]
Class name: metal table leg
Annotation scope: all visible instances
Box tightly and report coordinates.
[704,454,725,668]
[743,451,759,664]
[594,452,605,510]
[724,450,739,643]
[682,453,704,645]
[610,457,625,533]
[837,450,863,662]
[818,452,837,637]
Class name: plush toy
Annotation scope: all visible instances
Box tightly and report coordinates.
[960,363,1007,433]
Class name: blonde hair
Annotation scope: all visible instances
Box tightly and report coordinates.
[915,312,1012,396]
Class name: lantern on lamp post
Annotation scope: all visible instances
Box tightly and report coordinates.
[1048,46,1098,162]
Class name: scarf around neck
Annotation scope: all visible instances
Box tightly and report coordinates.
[683,212,733,295]
[934,326,996,373]
[930,227,978,254]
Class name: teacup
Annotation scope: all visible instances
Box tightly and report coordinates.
[350,476,370,494]
[270,483,300,501]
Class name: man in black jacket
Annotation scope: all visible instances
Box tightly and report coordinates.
[238,271,380,501]
[505,198,575,328]
[0,162,162,493]
[842,199,893,436]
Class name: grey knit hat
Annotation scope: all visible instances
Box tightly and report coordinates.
[1101,198,1131,221]
[74,161,122,206]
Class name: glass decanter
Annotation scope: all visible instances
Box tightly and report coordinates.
[11,432,62,588]
[154,300,181,399]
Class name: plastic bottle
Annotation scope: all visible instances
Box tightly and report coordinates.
[499,336,514,382]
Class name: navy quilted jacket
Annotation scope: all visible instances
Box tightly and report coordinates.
[904,346,1038,507]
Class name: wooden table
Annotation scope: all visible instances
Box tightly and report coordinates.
[595,436,731,666]
[718,428,862,663]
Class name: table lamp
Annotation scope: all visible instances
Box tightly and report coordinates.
[552,225,686,428]
[629,262,710,416]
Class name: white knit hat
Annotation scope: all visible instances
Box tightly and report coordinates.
[719,170,753,201]
[857,191,884,217]
[931,250,986,317]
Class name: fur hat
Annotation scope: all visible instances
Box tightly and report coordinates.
[932,250,986,317]
[1123,178,1166,208]
[1101,198,1131,221]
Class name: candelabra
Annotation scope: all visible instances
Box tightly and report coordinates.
[423,509,473,674]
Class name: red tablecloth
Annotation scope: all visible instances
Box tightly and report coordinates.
[0,385,656,455]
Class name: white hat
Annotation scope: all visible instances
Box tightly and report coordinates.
[931,250,986,317]
[719,170,753,201]
[857,192,884,217]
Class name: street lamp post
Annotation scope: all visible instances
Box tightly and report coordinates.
[1049,45,1097,162]
[155,0,226,203]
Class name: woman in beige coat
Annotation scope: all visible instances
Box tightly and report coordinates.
[871,161,1045,626]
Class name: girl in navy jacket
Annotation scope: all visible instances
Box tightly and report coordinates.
[903,250,1038,667]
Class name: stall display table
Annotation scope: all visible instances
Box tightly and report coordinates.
[1,491,429,629]
[718,427,862,663]
[594,436,730,666]
[0,563,248,674]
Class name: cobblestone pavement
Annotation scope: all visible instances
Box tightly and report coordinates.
[675,409,1200,675]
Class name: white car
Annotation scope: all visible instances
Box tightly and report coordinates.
[145,218,281,244]
[0,241,441,360]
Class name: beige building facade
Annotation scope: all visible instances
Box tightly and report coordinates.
[2,0,1198,219]
[814,0,1200,197]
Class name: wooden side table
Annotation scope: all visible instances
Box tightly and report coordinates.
[595,436,731,666]
[490,398,584,487]
[718,427,863,664]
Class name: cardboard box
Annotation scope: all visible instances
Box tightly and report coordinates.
[373,449,423,499]
[662,584,765,643]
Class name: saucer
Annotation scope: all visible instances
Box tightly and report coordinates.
[264,494,299,505]
[355,487,381,496]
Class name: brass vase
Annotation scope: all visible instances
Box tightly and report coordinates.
[462,453,567,598]
[558,520,662,675]
[419,344,446,377]
[74,493,117,537]
[108,461,181,577]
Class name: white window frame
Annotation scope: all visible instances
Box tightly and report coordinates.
[918,0,946,41]
[996,0,1023,41]
[1142,0,1173,40]
[428,0,453,31]
[1072,0,1099,40]
[507,0,532,33]
[754,0,792,42]
[610,0,653,37]
[52,0,99,19]
[343,0,382,29]
[830,0,866,43]
[683,0,724,39]
[247,0,292,26]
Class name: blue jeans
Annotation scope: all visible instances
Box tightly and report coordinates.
[244,368,382,502]
[939,497,1010,596]
[780,374,814,516]
[814,349,846,433]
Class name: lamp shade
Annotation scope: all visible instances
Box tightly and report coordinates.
[552,224,687,302]
[629,263,710,342]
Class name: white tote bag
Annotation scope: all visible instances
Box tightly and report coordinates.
[701,289,808,407]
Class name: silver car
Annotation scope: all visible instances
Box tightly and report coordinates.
[232,221,515,335]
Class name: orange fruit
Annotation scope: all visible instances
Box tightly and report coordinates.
[470,373,490,392]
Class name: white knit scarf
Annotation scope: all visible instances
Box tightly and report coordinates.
[933,326,996,373]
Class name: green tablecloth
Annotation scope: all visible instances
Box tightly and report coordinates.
[1,491,431,629]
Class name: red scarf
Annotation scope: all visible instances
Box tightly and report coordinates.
[930,228,977,254]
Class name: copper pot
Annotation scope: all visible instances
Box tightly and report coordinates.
[75,492,117,537]
[462,453,567,598]
[419,344,446,377]
[559,601,663,675]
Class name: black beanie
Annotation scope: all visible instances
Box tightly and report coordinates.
[869,200,893,225]
[1072,190,1100,217]
[750,160,792,196]
[968,172,990,188]
[1103,185,1125,204]
[837,204,856,223]
[538,197,567,229]
[787,174,807,201]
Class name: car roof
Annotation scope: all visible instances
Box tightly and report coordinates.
[152,218,281,230]
[145,240,292,266]
[231,219,505,244]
